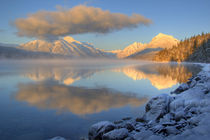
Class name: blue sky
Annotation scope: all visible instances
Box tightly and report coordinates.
[0,0,210,50]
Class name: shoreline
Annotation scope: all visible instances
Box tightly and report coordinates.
[88,64,210,140]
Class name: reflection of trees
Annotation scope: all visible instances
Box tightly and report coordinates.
[15,83,147,115]
[115,64,201,90]
[154,64,201,83]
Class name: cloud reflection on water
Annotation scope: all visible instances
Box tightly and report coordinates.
[15,83,147,115]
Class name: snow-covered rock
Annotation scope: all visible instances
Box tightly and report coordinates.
[144,94,173,121]
[102,128,129,140]
[132,128,153,140]
[172,83,189,94]
[88,121,116,140]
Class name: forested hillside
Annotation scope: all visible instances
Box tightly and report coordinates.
[154,33,210,62]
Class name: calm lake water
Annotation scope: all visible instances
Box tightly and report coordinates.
[0,60,201,140]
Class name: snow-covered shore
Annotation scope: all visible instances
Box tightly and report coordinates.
[88,64,210,140]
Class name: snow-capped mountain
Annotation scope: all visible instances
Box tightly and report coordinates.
[147,33,179,49]
[16,33,179,59]
[115,42,147,58]
[110,33,179,58]
[18,36,111,58]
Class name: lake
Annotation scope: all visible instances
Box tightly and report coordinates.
[0,59,202,140]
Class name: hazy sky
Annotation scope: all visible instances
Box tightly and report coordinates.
[0,0,210,50]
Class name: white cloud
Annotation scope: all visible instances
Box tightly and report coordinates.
[14,5,152,40]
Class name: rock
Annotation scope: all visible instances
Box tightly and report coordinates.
[190,80,197,88]
[189,107,199,115]
[48,136,66,140]
[174,110,185,121]
[122,117,132,121]
[136,117,146,123]
[102,128,128,140]
[144,94,173,121]
[172,83,189,94]
[135,123,144,132]
[151,124,164,133]
[124,136,134,140]
[88,121,116,140]
[124,123,135,132]
[161,121,176,127]
[185,112,193,119]
[162,113,173,122]
[133,128,153,140]
[203,88,209,94]
[169,99,185,113]
[175,123,184,130]
[114,120,123,124]
[116,122,135,132]
[147,135,163,140]
[195,76,201,81]
[147,120,156,126]
[188,117,199,126]
[165,126,180,135]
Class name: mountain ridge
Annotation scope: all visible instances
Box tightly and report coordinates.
[109,33,179,58]
[18,36,112,58]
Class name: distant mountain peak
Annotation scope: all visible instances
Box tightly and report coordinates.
[152,33,177,40]
[63,36,77,43]
[133,41,139,44]
[132,42,143,46]
[149,33,179,49]
[156,33,166,37]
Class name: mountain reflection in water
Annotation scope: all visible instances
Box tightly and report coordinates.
[115,64,201,89]
[23,63,201,90]
[15,83,147,115]
[24,67,98,85]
